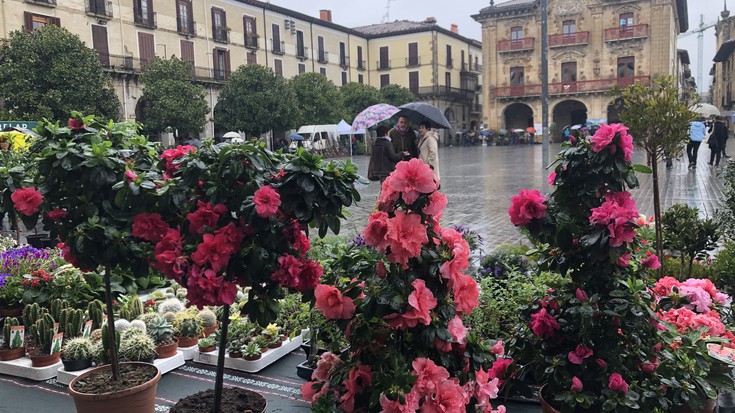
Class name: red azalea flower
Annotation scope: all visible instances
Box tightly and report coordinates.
[315,284,356,320]
[253,185,281,218]
[132,213,170,242]
[508,189,547,226]
[11,187,43,216]
[187,201,227,234]
[68,118,85,130]
[46,208,68,222]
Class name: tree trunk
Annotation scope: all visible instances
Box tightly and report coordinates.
[212,303,230,413]
[651,149,665,279]
[104,265,119,381]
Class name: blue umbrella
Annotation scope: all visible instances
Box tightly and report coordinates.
[288,133,304,141]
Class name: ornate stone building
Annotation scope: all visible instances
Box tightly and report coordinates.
[473,0,688,137]
[0,0,481,139]
[713,2,735,111]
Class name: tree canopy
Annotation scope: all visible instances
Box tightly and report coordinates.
[139,57,209,140]
[340,82,382,123]
[290,73,344,126]
[380,84,416,107]
[0,26,120,121]
[214,65,299,136]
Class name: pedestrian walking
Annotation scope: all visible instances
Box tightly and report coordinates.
[417,121,440,183]
[368,125,409,184]
[709,116,729,167]
[687,118,706,169]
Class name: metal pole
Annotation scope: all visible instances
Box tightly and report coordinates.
[540,0,550,185]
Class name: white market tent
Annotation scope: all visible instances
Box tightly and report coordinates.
[336,119,365,156]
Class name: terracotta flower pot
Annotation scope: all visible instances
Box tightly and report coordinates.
[68,362,160,413]
[198,345,216,353]
[29,351,61,367]
[267,340,282,349]
[244,354,261,361]
[202,323,218,338]
[228,352,242,359]
[176,335,200,348]
[0,346,25,361]
[155,339,178,359]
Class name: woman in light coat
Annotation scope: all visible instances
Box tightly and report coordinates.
[417,121,440,184]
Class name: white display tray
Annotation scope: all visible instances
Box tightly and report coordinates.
[0,356,62,381]
[194,333,303,373]
[56,350,186,385]
[179,344,199,361]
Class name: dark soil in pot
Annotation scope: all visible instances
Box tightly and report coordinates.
[71,362,157,394]
[169,388,266,413]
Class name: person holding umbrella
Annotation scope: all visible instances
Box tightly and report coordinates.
[368,125,409,184]
[388,115,418,159]
[417,121,440,183]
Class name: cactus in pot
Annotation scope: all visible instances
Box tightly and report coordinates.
[60,308,84,339]
[23,303,47,330]
[62,337,94,361]
[87,300,104,330]
[29,314,56,355]
[158,298,184,315]
[242,342,261,360]
[148,315,174,344]
[120,330,157,362]
[50,299,69,323]
[99,323,120,364]
[173,312,204,348]
[3,317,22,349]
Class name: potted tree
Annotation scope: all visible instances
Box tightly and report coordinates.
[0,317,25,361]
[31,114,162,413]
[61,337,95,371]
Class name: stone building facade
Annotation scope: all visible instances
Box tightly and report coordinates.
[473,0,688,138]
[0,0,481,139]
[713,2,735,111]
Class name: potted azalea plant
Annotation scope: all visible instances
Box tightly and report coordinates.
[31,114,162,413]
[507,124,735,413]
[131,142,360,412]
[301,159,506,412]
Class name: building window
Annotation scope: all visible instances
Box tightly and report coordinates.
[341,71,347,86]
[617,56,635,79]
[176,0,195,36]
[246,50,257,65]
[91,25,109,66]
[511,26,523,42]
[408,42,419,67]
[379,46,390,70]
[297,63,305,74]
[562,20,576,35]
[562,62,577,83]
[274,59,283,77]
[24,12,60,31]
[213,48,230,80]
[619,13,634,27]
[510,66,524,85]
[180,40,195,66]
[244,16,258,49]
[446,44,453,68]
[380,74,390,88]
[211,7,228,43]
[461,50,465,70]
[409,71,419,95]
[357,46,364,69]
[358,74,364,84]
[296,30,306,58]
[339,42,347,67]
[317,36,327,63]
[134,0,155,28]
[445,72,451,89]
[272,24,283,54]
[320,67,327,76]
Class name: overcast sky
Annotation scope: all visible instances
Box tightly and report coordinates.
[270,0,719,93]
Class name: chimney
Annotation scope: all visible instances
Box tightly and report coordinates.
[319,9,332,22]
[425,17,437,24]
[451,23,459,33]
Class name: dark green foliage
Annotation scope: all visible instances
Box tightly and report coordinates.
[662,204,720,279]
[716,160,735,239]
[477,243,536,279]
[139,57,209,140]
[290,73,345,126]
[214,65,299,136]
[379,84,416,107]
[0,26,119,121]
[712,241,735,295]
[339,82,382,123]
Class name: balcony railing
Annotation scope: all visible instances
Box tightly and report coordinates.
[24,0,56,7]
[97,53,228,83]
[272,39,285,55]
[357,60,366,70]
[471,104,483,114]
[317,50,329,63]
[461,62,483,73]
[244,35,259,50]
[415,86,475,100]
[493,76,651,98]
[212,26,229,43]
[133,10,156,29]
[604,24,648,42]
[549,31,589,47]
[497,37,535,52]
[446,58,454,68]
[297,46,309,60]
[377,59,391,70]
[86,0,112,19]
[340,56,349,68]
[406,56,421,67]
[177,18,196,37]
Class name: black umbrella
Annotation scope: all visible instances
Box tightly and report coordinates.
[395,102,452,129]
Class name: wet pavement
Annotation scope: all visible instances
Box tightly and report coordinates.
[341,143,729,250]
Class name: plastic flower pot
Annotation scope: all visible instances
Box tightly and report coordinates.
[68,362,161,413]
[62,358,92,372]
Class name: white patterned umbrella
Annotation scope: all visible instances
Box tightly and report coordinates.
[351,104,399,132]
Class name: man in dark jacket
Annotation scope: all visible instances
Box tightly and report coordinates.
[709,117,729,167]
[389,116,418,159]
[368,125,409,183]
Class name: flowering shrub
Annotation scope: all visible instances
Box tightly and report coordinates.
[302,159,505,413]
[508,125,681,412]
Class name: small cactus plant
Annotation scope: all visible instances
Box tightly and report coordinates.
[119,332,156,362]
[29,314,56,354]
[148,315,174,343]
[62,337,94,361]
[114,319,131,333]
[173,313,204,338]
[3,317,22,349]
[242,342,261,358]
[99,323,120,364]
[23,303,47,329]
[60,308,84,339]
[158,298,184,314]
[198,309,217,328]
[87,300,104,330]
[162,311,176,323]
[129,319,147,334]
[50,299,69,323]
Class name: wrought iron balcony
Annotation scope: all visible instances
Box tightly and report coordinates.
[340,56,349,68]
[406,56,420,67]
[271,39,285,55]
[317,50,329,63]
[244,35,259,50]
[297,46,309,60]
[24,0,56,7]
[86,0,112,19]
[549,31,589,47]
[357,60,366,71]
[98,53,228,83]
[415,86,475,101]
[493,76,651,98]
[377,59,391,70]
[604,24,648,42]
[497,37,534,52]
[133,10,156,29]
[177,18,196,37]
[212,26,229,43]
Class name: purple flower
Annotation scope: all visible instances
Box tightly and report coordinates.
[0,273,9,289]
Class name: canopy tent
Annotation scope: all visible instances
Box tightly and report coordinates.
[336,119,365,157]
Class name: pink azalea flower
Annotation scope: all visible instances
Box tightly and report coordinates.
[452,273,480,315]
[547,171,557,185]
[568,344,594,364]
[571,376,583,392]
[423,191,448,217]
[253,185,281,218]
[439,228,470,280]
[617,252,631,267]
[448,316,468,344]
[312,352,342,381]
[379,391,419,413]
[362,211,391,252]
[491,340,505,355]
[301,380,329,403]
[508,189,547,226]
[388,159,438,205]
[590,123,617,152]
[385,211,429,267]
[421,378,465,413]
[412,357,450,395]
[529,308,559,338]
[575,288,589,302]
[608,373,629,394]
[314,284,356,320]
[404,279,437,327]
